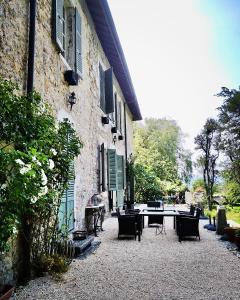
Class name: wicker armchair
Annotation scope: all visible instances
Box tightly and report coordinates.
[178,204,195,216]
[176,208,201,242]
[118,214,138,240]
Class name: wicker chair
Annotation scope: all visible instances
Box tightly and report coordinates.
[125,209,143,236]
[118,214,138,240]
[176,208,201,242]
[178,204,195,216]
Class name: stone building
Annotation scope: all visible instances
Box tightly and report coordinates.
[0,0,142,233]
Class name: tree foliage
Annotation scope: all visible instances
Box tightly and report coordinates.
[133,118,191,201]
[0,78,82,282]
[194,118,220,210]
[216,87,240,184]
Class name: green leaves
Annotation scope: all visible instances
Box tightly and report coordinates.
[0,78,83,253]
[133,118,191,201]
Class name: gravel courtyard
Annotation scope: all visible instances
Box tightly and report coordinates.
[16,208,240,300]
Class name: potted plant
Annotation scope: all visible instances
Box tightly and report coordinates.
[0,285,15,300]
[234,228,240,250]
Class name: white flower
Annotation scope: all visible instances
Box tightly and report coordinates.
[30,196,38,204]
[12,226,18,235]
[41,169,48,186]
[48,159,55,170]
[50,148,57,156]
[38,186,48,196]
[1,183,7,190]
[20,164,31,175]
[32,156,42,166]
[15,159,25,166]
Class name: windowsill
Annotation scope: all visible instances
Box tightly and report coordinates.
[59,54,72,71]
[59,54,83,82]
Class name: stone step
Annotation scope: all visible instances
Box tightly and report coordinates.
[72,236,94,256]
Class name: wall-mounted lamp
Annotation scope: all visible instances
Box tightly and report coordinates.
[112,135,117,144]
[68,92,76,110]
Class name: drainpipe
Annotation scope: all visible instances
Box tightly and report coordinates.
[124,103,128,165]
[27,0,37,96]
[124,103,128,201]
[18,0,37,284]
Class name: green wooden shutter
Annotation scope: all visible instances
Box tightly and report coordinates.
[58,163,75,232]
[52,0,64,53]
[108,149,117,190]
[99,64,105,112]
[105,68,114,114]
[58,189,66,231]
[75,8,82,75]
[116,190,124,208]
[117,155,124,190]
[101,143,106,192]
[66,175,74,231]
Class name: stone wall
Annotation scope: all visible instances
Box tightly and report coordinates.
[0,0,135,229]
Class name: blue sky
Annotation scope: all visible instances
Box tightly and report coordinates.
[197,0,240,87]
[108,0,240,153]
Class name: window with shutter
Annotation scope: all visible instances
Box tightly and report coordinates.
[53,0,65,53]
[117,155,124,190]
[75,8,82,76]
[52,1,82,81]
[58,162,75,232]
[105,68,114,114]
[101,143,106,192]
[107,149,117,190]
[99,64,105,112]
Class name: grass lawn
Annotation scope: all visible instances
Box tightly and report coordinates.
[226,207,240,224]
[205,206,240,224]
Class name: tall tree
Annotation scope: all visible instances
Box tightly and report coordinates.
[134,118,192,200]
[216,87,240,184]
[194,118,221,210]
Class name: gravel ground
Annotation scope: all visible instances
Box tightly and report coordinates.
[15,207,240,300]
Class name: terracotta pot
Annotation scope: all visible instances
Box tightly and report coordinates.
[223,227,239,242]
[0,285,15,300]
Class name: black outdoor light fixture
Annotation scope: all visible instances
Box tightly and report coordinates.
[68,92,76,110]
[112,135,117,144]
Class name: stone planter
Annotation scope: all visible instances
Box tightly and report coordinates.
[0,285,14,300]
[223,227,239,242]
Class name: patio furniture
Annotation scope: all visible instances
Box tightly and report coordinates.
[139,210,179,232]
[117,214,139,241]
[178,204,195,216]
[148,214,165,234]
[85,203,105,237]
[125,208,143,236]
[147,200,162,208]
[177,208,201,242]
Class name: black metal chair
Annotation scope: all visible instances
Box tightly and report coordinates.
[176,208,201,242]
[147,201,161,208]
[148,214,165,234]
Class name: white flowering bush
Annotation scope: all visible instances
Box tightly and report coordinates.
[0,78,82,281]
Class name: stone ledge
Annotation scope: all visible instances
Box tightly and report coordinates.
[72,236,94,256]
